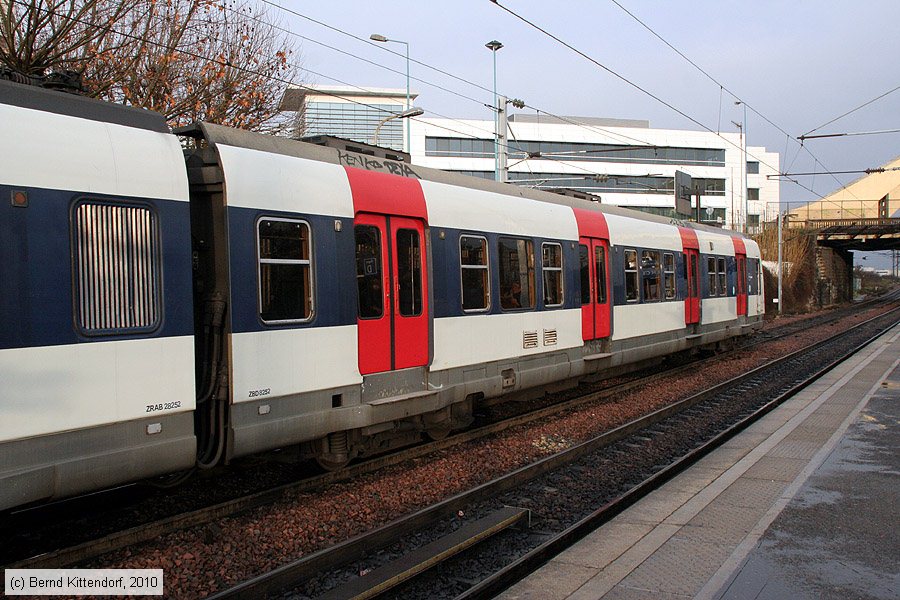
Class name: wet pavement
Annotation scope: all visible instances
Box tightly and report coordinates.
[715,371,900,600]
[499,324,900,600]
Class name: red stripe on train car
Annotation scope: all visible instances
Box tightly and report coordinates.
[572,207,609,239]
[678,226,700,250]
[343,166,428,219]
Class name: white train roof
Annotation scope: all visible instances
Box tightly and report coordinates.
[0,80,188,202]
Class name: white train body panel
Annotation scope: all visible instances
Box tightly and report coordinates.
[0,103,188,201]
[216,144,354,217]
[432,310,582,371]
[0,336,195,442]
[231,327,362,404]
[612,302,687,341]
[702,296,738,324]
[605,213,684,252]
[422,179,578,239]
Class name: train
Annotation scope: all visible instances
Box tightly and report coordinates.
[0,79,764,511]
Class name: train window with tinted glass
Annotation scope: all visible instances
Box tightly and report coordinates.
[355,225,383,319]
[707,256,717,296]
[625,249,638,302]
[663,252,676,300]
[397,229,423,316]
[258,218,313,323]
[461,235,490,311]
[718,257,727,296]
[595,245,607,304]
[499,237,535,310]
[579,244,590,305]
[542,242,564,307]
[72,201,161,334]
[641,250,661,301]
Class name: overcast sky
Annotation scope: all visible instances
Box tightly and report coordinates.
[277,0,899,266]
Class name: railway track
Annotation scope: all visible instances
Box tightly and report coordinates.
[3,294,898,573]
[207,305,900,599]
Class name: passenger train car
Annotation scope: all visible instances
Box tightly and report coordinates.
[0,79,764,511]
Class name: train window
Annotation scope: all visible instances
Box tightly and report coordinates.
[579,244,591,305]
[595,245,607,304]
[718,257,727,296]
[258,218,312,323]
[707,256,717,296]
[355,225,383,319]
[663,252,676,300]
[461,236,490,311]
[691,254,699,297]
[72,201,161,334]
[397,229,423,317]
[498,237,535,310]
[625,249,638,302]
[542,243,564,307]
[641,250,661,301]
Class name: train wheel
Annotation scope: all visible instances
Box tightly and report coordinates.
[316,455,350,471]
[426,427,451,441]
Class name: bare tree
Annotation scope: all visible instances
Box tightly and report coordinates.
[1,0,301,132]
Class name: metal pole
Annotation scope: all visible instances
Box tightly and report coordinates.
[498,95,508,182]
[404,41,410,154]
[492,49,499,181]
[777,209,783,314]
[743,102,748,234]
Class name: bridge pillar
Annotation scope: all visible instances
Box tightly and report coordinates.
[815,245,853,305]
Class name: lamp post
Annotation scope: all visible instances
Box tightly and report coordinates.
[485,40,503,182]
[370,33,411,153]
[372,107,424,148]
[735,101,748,233]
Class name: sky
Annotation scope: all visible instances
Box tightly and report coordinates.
[270,0,899,267]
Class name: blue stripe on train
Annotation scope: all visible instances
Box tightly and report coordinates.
[227,207,358,334]
[0,184,194,350]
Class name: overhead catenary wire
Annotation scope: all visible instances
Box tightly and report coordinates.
[802,84,900,138]
[490,0,865,214]
[604,0,867,210]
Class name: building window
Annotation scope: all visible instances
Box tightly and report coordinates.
[355,225,383,319]
[305,101,405,151]
[426,137,726,166]
[707,256,717,296]
[663,252,676,299]
[72,201,161,334]
[499,237,535,310]
[747,161,760,174]
[258,218,313,323]
[747,188,760,201]
[460,235,490,312]
[625,249,639,302]
[641,250,662,301]
[718,257,727,296]
[542,242,564,307]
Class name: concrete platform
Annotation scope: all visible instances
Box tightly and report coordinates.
[499,323,900,600]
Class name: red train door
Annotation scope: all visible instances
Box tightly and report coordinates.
[732,236,748,317]
[685,249,701,324]
[736,254,748,316]
[579,237,611,340]
[355,214,429,374]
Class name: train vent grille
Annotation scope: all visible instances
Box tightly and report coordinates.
[543,329,558,346]
[523,331,539,349]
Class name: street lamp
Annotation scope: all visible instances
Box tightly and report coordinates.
[372,107,424,147]
[735,100,749,234]
[485,40,503,182]
[370,33,411,153]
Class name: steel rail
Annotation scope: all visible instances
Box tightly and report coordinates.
[7,298,897,571]
[208,306,900,599]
